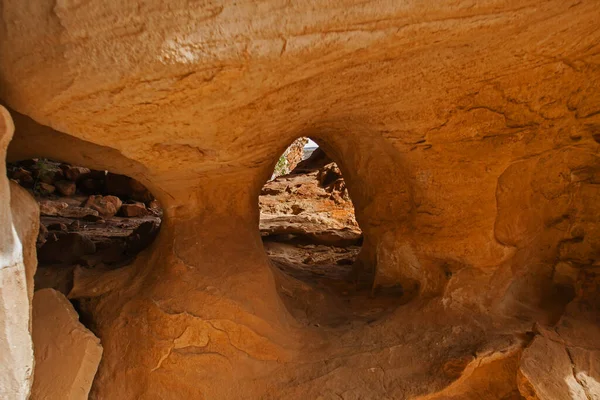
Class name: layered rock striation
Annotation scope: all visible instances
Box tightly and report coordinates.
[0,1,599,399]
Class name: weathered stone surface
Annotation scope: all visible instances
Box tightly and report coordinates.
[0,2,599,399]
[59,207,100,219]
[37,182,55,195]
[272,137,308,178]
[0,106,38,399]
[54,180,77,196]
[120,202,149,217]
[31,288,103,400]
[85,195,122,217]
[38,199,100,220]
[38,199,69,216]
[519,315,600,400]
[62,166,91,182]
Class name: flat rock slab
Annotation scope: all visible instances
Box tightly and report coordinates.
[518,321,600,400]
[31,288,102,400]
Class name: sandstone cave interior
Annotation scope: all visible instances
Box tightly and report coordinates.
[259,137,407,328]
[1,3,599,400]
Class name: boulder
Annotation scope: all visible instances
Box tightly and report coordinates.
[1,184,40,400]
[119,202,149,217]
[62,165,91,182]
[0,106,39,399]
[54,180,77,196]
[85,195,122,217]
[31,288,103,400]
[11,167,34,186]
[33,161,64,184]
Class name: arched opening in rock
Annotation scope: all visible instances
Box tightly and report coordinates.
[260,138,405,327]
[6,158,162,295]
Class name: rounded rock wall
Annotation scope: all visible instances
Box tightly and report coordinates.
[0,1,599,399]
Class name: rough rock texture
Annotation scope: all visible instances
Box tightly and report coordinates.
[31,288,103,400]
[0,107,39,400]
[1,2,600,399]
[271,137,308,178]
[260,153,360,247]
[285,138,308,171]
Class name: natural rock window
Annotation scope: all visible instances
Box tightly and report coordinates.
[260,138,404,327]
[6,158,162,295]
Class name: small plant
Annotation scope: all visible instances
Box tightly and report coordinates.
[32,159,54,195]
[273,154,288,178]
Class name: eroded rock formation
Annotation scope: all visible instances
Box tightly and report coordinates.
[0,1,599,399]
[30,289,102,400]
[0,107,38,400]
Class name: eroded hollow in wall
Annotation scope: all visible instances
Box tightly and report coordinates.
[6,158,162,296]
[260,138,406,328]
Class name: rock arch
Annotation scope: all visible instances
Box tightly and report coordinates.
[0,2,599,399]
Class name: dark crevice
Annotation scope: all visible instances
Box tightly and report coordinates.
[6,158,162,299]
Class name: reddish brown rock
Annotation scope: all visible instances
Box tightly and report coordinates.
[54,180,76,196]
[85,195,122,217]
[62,165,91,182]
[120,202,149,217]
[33,162,63,185]
[59,207,99,219]
[31,288,103,400]
[11,167,33,186]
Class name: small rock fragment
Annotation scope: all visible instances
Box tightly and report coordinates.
[38,200,69,216]
[37,224,49,246]
[12,167,34,186]
[37,182,55,194]
[69,220,81,231]
[58,206,99,219]
[119,202,149,217]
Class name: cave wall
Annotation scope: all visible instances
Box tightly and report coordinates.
[0,107,39,399]
[0,1,599,399]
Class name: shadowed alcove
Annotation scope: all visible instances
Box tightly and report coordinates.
[259,136,411,327]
